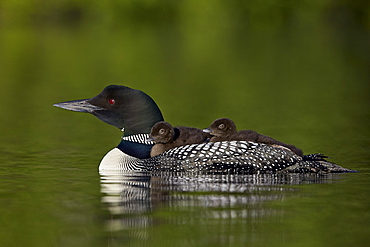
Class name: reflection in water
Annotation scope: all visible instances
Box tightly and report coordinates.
[100,171,343,243]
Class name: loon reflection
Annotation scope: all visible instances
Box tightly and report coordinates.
[100,171,345,240]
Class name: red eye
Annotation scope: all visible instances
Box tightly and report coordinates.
[108,99,115,105]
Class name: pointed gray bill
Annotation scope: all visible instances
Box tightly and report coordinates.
[53,99,104,113]
[203,128,212,133]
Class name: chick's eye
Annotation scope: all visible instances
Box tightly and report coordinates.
[108,99,115,105]
[159,129,165,134]
[218,124,225,130]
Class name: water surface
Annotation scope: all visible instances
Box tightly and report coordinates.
[0,1,369,246]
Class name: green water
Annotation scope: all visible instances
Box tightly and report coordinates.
[0,1,369,246]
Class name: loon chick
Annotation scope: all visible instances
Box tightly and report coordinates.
[204,118,304,156]
[149,121,210,157]
[53,85,353,173]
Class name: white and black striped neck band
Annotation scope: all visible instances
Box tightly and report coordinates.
[122,133,155,145]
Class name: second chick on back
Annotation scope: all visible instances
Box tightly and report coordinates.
[149,121,210,157]
[204,118,303,156]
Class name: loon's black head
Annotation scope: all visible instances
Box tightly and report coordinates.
[149,121,175,144]
[53,85,164,136]
[204,118,237,137]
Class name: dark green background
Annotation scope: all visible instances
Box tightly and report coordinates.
[0,1,369,246]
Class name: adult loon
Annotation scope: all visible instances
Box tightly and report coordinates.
[53,85,353,173]
[149,121,210,157]
[204,118,303,156]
